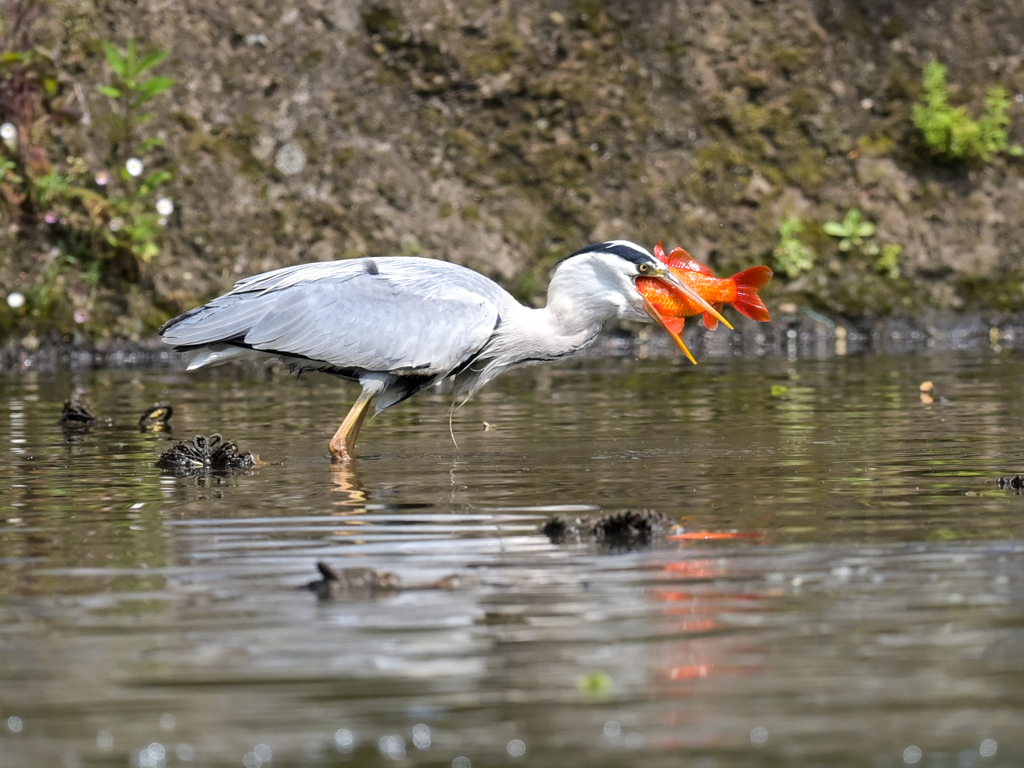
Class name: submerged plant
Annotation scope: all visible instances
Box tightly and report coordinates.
[913,59,1023,162]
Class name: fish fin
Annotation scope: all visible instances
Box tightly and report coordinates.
[663,316,685,335]
[729,266,773,322]
[667,247,714,276]
[653,241,667,262]
[702,304,723,331]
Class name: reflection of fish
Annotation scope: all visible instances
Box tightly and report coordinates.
[636,242,773,363]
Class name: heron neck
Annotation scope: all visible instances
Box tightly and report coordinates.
[502,302,605,362]
[454,257,634,398]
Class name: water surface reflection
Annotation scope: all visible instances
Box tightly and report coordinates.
[1,351,1024,767]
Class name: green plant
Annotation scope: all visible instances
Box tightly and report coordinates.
[875,243,902,280]
[0,27,177,334]
[823,209,903,280]
[0,0,59,129]
[773,216,815,278]
[823,209,876,253]
[912,59,1023,162]
[97,37,175,162]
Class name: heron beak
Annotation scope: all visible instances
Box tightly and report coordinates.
[653,266,734,331]
[641,293,697,364]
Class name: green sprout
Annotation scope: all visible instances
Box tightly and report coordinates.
[773,216,815,278]
[912,59,1023,162]
[93,38,176,264]
[98,37,176,162]
[823,209,902,280]
[875,243,902,280]
[823,209,876,253]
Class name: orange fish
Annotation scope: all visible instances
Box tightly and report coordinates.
[637,242,772,364]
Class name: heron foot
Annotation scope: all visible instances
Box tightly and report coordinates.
[329,439,356,462]
[330,390,375,463]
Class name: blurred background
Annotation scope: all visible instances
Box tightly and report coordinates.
[1,0,1023,344]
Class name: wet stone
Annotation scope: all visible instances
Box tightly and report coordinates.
[542,509,675,548]
[156,433,256,474]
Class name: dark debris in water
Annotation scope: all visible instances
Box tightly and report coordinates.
[59,396,96,432]
[139,402,173,431]
[996,475,1024,493]
[156,434,256,475]
[303,562,402,600]
[303,561,473,600]
[542,509,676,548]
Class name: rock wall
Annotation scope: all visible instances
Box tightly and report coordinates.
[3,0,1024,338]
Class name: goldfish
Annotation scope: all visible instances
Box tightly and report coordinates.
[637,242,772,364]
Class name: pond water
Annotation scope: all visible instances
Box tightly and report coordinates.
[1,345,1024,768]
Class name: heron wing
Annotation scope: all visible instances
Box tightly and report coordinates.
[160,258,508,376]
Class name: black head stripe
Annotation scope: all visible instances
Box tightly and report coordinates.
[560,240,654,268]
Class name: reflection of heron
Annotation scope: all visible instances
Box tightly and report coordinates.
[160,240,729,462]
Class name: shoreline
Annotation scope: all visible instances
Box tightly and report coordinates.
[3,309,1022,373]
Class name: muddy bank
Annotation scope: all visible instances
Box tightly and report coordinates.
[0,0,1023,343]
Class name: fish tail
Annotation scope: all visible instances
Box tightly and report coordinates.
[729,266,773,322]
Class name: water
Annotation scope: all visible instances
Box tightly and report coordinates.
[1,349,1024,767]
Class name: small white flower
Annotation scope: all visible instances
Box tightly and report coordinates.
[109,216,125,232]
[0,123,16,152]
[155,197,174,216]
[125,157,144,177]
[95,170,110,186]
[7,292,25,309]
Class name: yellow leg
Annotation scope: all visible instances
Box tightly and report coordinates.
[329,390,375,462]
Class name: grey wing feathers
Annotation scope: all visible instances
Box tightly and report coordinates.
[160,258,509,376]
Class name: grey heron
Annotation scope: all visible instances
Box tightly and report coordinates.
[159,240,731,461]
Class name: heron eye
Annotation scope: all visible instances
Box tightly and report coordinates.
[637,263,651,274]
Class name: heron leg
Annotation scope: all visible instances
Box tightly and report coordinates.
[329,390,375,462]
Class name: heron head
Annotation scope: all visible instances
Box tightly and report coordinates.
[559,239,727,320]
[554,240,732,363]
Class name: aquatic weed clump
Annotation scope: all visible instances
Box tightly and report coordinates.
[58,396,97,432]
[156,433,255,474]
[996,475,1024,493]
[542,509,675,548]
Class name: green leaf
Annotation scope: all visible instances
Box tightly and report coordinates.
[144,170,172,187]
[103,41,127,77]
[126,37,137,74]
[822,221,846,237]
[137,242,160,261]
[97,85,123,99]
[138,76,176,99]
[856,222,876,238]
[137,137,166,155]
[136,49,169,73]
